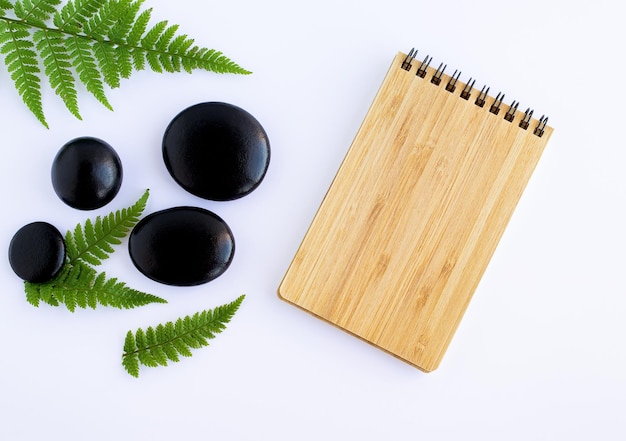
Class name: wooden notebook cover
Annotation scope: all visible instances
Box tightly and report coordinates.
[278,51,553,372]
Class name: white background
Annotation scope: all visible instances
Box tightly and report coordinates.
[1,0,624,439]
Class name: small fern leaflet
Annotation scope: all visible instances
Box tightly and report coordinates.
[53,0,100,32]
[65,189,149,266]
[122,295,245,377]
[0,21,47,127]
[33,28,79,118]
[65,33,112,109]
[82,0,120,40]
[13,0,60,27]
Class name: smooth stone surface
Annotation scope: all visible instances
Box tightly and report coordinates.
[128,207,235,286]
[51,137,123,210]
[162,102,270,201]
[9,222,66,283]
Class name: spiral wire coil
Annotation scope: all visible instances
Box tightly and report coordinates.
[402,48,548,137]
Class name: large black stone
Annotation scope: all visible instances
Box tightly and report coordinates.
[128,207,235,286]
[9,221,66,283]
[162,102,270,201]
[51,137,123,210]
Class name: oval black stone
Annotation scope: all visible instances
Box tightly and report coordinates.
[162,102,270,201]
[128,207,235,286]
[51,137,123,210]
[9,222,66,283]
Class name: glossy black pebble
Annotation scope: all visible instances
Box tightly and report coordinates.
[129,207,235,286]
[162,102,270,201]
[9,222,66,283]
[51,137,123,210]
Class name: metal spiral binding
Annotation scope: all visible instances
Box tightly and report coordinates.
[417,56,431,78]
[401,49,417,71]
[460,78,475,100]
[446,70,461,93]
[489,93,505,115]
[475,86,489,108]
[504,101,519,122]
[431,63,446,85]
[519,108,533,129]
[402,48,548,137]
[534,116,548,137]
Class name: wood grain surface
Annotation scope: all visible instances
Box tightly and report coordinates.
[278,51,553,372]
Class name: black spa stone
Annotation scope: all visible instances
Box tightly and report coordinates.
[51,137,123,210]
[9,222,66,283]
[128,207,235,286]
[162,102,270,201]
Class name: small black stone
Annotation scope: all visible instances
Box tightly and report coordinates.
[51,137,123,210]
[8,222,66,283]
[162,102,270,201]
[128,207,235,286]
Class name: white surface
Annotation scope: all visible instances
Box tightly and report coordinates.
[1,0,624,439]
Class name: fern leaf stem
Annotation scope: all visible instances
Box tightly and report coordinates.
[1,15,62,36]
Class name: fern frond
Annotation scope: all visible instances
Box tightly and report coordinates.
[93,40,119,87]
[82,0,123,40]
[33,29,80,118]
[108,0,142,42]
[114,43,132,78]
[122,295,245,377]
[13,0,62,27]
[24,261,167,312]
[66,189,149,266]
[1,0,250,126]
[65,34,112,110]
[23,190,165,312]
[0,21,47,127]
[0,1,12,12]
[191,48,250,75]
[125,4,150,46]
[53,0,100,32]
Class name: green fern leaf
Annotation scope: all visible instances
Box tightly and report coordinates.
[93,40,119,88]
[25,278,43,306]
[22,190,160,311]
[122,331,140,377]
[66,189,149,266]
[53,0,100,32]
[0,21,47,127]
[115,44,132,78]
[33,29,80,118]
[108,0,141,42]
[1,0,250,126]
[14,0,62,27]
[125,4,150,46]
[66,34,112,110]
[139,17,164,48]
[82,0,123,39]
[122,295,245,377]
[24,261,167,312]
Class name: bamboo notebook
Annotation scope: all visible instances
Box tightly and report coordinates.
[278,49,553,372]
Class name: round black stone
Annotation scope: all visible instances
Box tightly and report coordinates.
[8,222,66,283]
[51,137,123,210]
[128,207,235,286]
[162,102,270,201]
